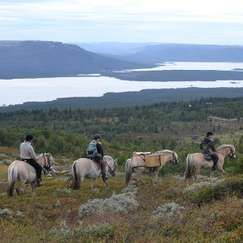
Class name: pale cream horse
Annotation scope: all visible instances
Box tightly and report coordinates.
[71,155,117,190]
[184,144,236,180]
[8,153,55,196]
[125,150,179,184]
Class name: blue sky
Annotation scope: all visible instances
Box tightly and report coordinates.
[1,0,243,44]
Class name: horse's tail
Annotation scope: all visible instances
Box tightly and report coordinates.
[184,154,194,180]
[7,163,17,196]
[71,161,80,190]
[125,159,133,185]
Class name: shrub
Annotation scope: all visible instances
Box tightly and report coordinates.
[185,177,243,206]
[79,190,138,218]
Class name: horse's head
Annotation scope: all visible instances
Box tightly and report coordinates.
[159,150,178,165]
[172,151,179,164]
[104,155,117,177]
[42,152,57,175]
[228,145,236,159]
[217,145,236,159]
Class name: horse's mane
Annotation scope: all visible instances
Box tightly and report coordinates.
[217,144,236,152]
[158,150,178,159]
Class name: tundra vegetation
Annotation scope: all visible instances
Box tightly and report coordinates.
[1,97,243,242]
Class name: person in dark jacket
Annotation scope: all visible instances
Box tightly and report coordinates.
[20,135,42,185]
[86,134,107,182]
[200,132,218,170]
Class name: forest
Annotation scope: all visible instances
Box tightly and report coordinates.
[1,97,243,173]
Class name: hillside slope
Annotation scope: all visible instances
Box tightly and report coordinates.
[0,41,143,79]
[2,87,243,111]
[121,44,243,64]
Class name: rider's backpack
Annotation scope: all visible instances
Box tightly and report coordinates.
[87,140,98,155]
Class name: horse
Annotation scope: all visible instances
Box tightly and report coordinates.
[184,144,236,180]
[7,153,56,196]
[71,155,117,190]
[125,150,179,185]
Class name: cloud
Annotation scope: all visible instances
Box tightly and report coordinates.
[1,0,243,43]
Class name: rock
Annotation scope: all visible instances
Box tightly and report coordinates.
[0,208,13,217]
[16,211,24,217]
[53,200,61,208]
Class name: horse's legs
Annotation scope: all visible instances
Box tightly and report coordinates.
[209,167,212,178]
[7,181,15,197]
[217,164,225,174]
[31,181,37,196]
[91,178,99,192]
[152,168,160,184]
[72,174,81,190]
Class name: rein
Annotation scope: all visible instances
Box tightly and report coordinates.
[42,153,51,170]
[105,160,116,176]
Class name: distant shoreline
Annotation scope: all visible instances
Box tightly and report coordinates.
[2,87,243,111]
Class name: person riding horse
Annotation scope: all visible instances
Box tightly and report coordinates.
[86,134,108,182]
[200,132,218,170]
[20,135,42,186]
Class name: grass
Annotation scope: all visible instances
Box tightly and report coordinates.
[1,148,243,242]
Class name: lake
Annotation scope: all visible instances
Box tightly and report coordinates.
[1,62,243,106]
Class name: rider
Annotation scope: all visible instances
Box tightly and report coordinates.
[86,134,108,183]
[200,132,218,170]
[20,135,42,185]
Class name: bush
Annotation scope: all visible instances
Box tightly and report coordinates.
[185,177,243,206]
[79,188,138,218]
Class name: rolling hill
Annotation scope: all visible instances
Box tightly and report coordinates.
[2,87,243,111]
[0,41,145,79]
[120,43,243,64]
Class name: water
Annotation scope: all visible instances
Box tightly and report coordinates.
[115,62,243,72]
[1,62,243,106]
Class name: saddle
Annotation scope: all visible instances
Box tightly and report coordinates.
[203,153,212,161]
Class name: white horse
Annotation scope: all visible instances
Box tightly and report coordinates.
[184,144,236,180]
[125,150,179,184]
[7,153,55,196]
[71,155,117,190]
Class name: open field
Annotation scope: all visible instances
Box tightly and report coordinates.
[1,146,243,242]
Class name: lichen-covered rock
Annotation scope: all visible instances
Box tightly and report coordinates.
[79,190,138,218]
[152,202,184,220]
[16,211,24,217]
[0,208,13,217]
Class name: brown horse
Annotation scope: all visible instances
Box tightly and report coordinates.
[125,150,178,184]
[184,144,236,180]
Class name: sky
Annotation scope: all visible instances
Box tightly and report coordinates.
[1,0,243,44]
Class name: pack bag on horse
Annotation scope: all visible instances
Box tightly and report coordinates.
[8,135,55,196]
[86,134,108,183]
[200,132,219,170]
[125,150,179,185]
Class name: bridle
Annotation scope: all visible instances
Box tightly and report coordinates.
[228,147,236,159]
[42,153,51,171]
[171,152,177,164]
[105,159,116,176]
